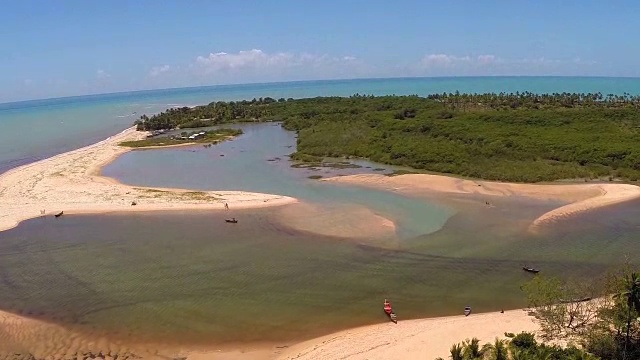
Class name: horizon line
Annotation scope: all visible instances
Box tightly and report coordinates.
[3,75,640,107]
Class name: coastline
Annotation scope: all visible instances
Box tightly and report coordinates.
[0,307,537,360]
[275,309,537,360]
[322,174,640,232]
[1,125,636,358]
[0,126,297,233]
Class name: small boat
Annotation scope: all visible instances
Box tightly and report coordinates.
[54,211,64,218]
[383,299,397,324]
[560,297,592,304]
[464,306,471,316]
[225,218,238,224]
[522,266,540,274]
[389,311,397,323]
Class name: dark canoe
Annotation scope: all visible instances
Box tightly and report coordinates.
[54,211,64,218]
[560,297,592,304]
[523,266,540,274]
[225,219,238,223]
[384,309,397,324]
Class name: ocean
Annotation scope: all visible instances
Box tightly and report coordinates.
[3,76,640,175]
[2,77,640,349]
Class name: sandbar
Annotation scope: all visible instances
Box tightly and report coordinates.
[322,174,640,232]
[0,127,297,233]
[276,202,396,241]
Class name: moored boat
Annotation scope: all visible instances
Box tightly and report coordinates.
[522,266,540,274]
[464,306,471,316]
[225,218,238,223]
[54,211,64,218]
[383,299,397,324]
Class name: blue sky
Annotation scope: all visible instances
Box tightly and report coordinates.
[2,0,638,102]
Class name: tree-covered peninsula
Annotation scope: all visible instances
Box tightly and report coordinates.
[134,93,640,182]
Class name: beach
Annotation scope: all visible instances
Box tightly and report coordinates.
[0,307,538,360]
[0,127,297,233]
[322,174,640,232]
[1,127,637,359]
[277,309,538,360]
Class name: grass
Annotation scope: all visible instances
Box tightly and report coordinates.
[133,188,219,202]
[120,128,242,148]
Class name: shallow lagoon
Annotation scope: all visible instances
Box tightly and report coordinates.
[103,123,455,240]
[1,124,639,347]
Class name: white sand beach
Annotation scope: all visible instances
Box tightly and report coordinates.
[276,309,538,360]
[0,307,537,360]
[0,127,297,233]
[322,174,640,232]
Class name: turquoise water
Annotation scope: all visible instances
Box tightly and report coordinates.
[3,77,640,174]
[2,77,640,350]
[103,123,453,239]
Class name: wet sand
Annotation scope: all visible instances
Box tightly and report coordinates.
[322,174,640,232]
[0,127,297,233]
[2,128,633,359]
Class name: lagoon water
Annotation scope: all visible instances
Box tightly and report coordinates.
[103,123,453,240]
[4,77,640,174]
[2,77,640,348]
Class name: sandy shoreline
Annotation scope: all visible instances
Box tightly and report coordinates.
[276,309,538,360]
[0,307,537,360]
[1,128,635,358]
[322,174,640,232]
[0,127,297,233]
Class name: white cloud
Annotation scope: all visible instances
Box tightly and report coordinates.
[421,54,494,68]
[149,65,171,77]
[477,54,497,64]
[417,53,595,76]
[196,49,294,73]
[192,49,370,82]
[96,69,110,79]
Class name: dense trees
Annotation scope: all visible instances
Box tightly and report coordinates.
[521,267,640,360]
[134,93,640,182]
[437,332,597,360]
[438,267,640,359]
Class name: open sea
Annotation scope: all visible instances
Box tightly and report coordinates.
[3,76,640,175]
[1,77,640,349]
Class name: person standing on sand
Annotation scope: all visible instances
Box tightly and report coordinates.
[383,299,392,314]
[224,202,229,210]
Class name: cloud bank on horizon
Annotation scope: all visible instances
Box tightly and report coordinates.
[2,0,637,103]
[4,49,602,103]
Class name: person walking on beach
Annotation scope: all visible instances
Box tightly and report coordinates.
[224,202,229,210]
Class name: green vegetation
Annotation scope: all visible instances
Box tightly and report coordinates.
[439,266,640,359]
[134,93,640,182]
[519,267,640,360]
[437,332,597,360]
[120,128,242,148]
[133,188,219,201]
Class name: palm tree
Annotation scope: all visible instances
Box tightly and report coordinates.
[462,337,484,359]
[482,338,509,360]
[616,272,640,360]
[534,345,555,360]
[509,348,535,360]
[450,343,464,360]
